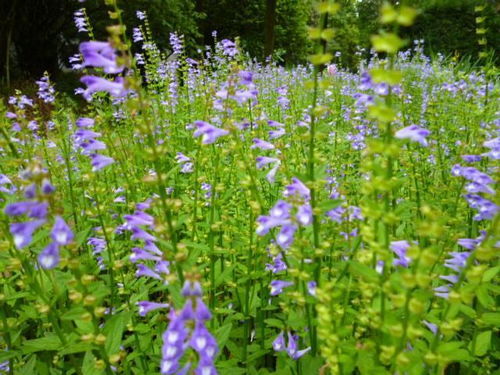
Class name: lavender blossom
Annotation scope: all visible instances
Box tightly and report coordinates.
[193,121,229,144]
[395,125,431,146]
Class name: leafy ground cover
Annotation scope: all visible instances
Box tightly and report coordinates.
[0,3,498,375]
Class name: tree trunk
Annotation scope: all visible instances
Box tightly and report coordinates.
[264,0,277,59]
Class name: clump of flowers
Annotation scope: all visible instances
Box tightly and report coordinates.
[4,165,73,269]
[73,117,115,171]
[161,279,218,374]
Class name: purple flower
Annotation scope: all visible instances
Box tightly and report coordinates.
[161,315,188,374]
[296,204,313,226]
[51,216,74,245]
[269,128,286,139]
[422,320,438,335]
[359,72,372,90]
[5,201,36,217]
[38,242,60,269]
[272,331,286,351]
[256,156,279,169]
[461,155,482,163]
[194,298,212,321]
[193,121,229,144]
[286,332,310,360]
[131,227,156,242]
[266,163,280,183]
[395,125,431,146]
[133,28,144,43]
[136,264,162,280]
[10,220,45,249]
[75,129,101,141]
[270,280,293,296]
[266,252,287,273]
[434,285,451,299]
[482,137,499,160]
[276,224,297,248]
[181,280,203,297]
[175,152,190,164]
[238,71,253,85]
[80,76,128,101]
[90,154,115,171]
[124,211,155,228]
[41,179,55,195]
[130,247,162,263]
[390,240,411,267]
[76,117,95,128]
[284,178,310,200]
[136,10,146,20]
[464,194,499,221]
[79,41,124,74]
[137,301,169,316]
[74,9,87,32]
[444,251,470,273]
[190,321,218,359]
[0,174,16,194]
[220,39,238,57]
[195,357,217,375]
[251,138,275,150]
[36,74,55,103]
[307,281,317,296]
[256,200,291,236]
[268,120,284,128]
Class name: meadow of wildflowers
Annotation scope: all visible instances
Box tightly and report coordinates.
[0,2,498,375]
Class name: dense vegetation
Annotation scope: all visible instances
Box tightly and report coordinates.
[0,0,498,90]
[0,1,498,375]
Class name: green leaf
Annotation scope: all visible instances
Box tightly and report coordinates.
[397,6,418,26]
[476,284,494,309]
[0,350,19,363]
[371,33,406,54]
[348,261,379,283]
[59,342,94,356]
[380,3,397,24]
[473,331,491,356]
[368,104,397,123]
[103,311,129,355]
[482,266,500,282]
[82,351,104,375]
[264,318,284,329]
[215,323,233,349]
[370,69,403,85]
[481,313,500,327]
[22,335,62,354]
[308,53,332,66]
[18,355,36,375]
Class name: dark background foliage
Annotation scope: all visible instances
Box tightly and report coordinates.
[0,0,498,93]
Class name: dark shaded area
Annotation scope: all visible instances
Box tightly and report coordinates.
[0,0,498,95]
